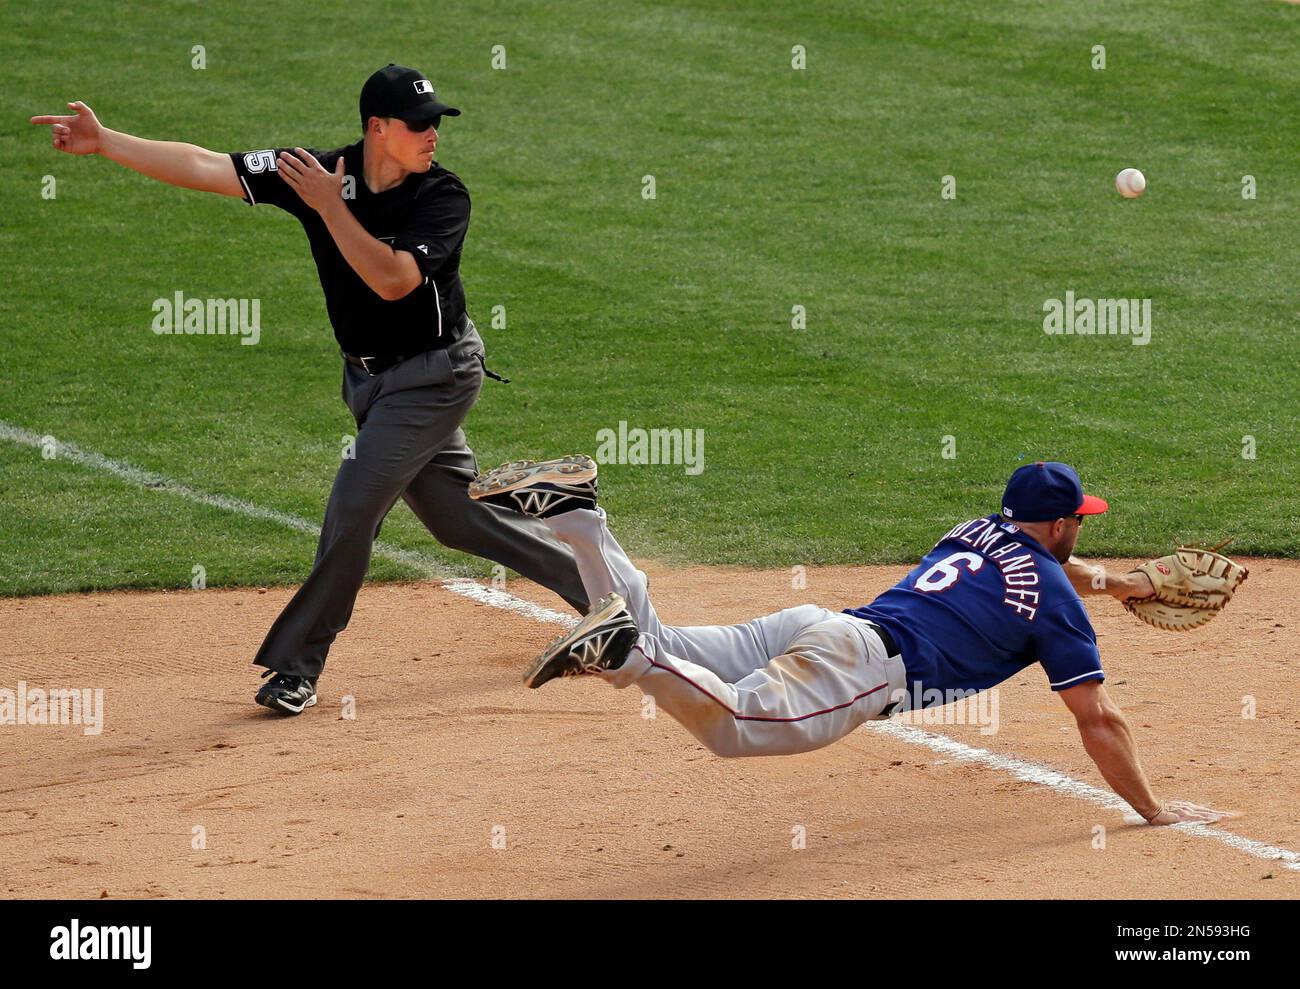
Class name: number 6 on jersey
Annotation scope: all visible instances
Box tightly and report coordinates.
[915,551,984,592]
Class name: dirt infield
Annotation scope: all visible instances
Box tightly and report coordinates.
[2,559,1297,899]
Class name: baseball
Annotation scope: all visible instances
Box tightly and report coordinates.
[1115,167,1146,199]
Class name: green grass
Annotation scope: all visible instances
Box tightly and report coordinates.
[3,0,1298,596]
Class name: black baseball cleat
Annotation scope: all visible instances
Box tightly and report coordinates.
[469,455,598,518]
[524,593,639,689]
[255,670,318,714]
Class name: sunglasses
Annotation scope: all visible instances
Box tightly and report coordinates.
[1069,513,1085,525]
[404,115,441,133]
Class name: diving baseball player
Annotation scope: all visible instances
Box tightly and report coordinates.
[471,457,1235,827]
[31,65,589,714]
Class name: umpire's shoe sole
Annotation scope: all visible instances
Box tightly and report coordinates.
[469,455,597,518]
[255,671,319,715]
[524,593,639,689]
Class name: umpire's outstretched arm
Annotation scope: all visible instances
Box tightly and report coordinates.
[31,101,244,197]
[30,101,425,301]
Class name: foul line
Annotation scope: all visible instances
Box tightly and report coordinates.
[3,420,1296,872]
[867,721,1300,871]
[0,421,575,629]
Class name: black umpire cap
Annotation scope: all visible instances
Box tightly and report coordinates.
[359,64,461,129]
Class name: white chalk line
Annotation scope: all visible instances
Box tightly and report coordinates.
[3,420,1295,872]
[867,721,1300,871]
[0,421,575,629]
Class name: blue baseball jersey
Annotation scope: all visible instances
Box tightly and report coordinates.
[844,515,1103,709]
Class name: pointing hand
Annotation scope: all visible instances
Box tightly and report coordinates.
[30,101,104,156]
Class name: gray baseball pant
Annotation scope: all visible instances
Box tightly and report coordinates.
[545,507,906,757]
[253,319,588,678]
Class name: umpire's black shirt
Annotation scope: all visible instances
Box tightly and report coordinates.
[228,141,469,357]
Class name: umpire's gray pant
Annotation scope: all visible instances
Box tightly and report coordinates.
[253,319,588,678]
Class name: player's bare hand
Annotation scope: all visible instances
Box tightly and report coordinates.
[30,101,103,155]
[1147,800,1239,826]
[277,148,347,214]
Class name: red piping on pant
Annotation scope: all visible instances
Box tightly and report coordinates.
[632,644,889,724]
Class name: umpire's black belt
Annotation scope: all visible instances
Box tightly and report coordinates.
[343,312,470,376]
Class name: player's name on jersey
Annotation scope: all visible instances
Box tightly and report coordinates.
[150,291,261,346]
[940,516,1043,619]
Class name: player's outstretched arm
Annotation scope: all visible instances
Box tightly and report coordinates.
[30,101,243,198]
[1058,680,1237,826]
[1064,556,1153,602]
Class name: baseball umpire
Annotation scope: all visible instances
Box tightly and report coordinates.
[31,64,589,714]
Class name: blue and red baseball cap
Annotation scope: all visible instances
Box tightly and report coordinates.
[1000,461,1108,522]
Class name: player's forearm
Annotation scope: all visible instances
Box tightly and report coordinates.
[318,202,421,301]
[1079,713,1162,820]
[1064,556,1146,600]
[99,128,238,195]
